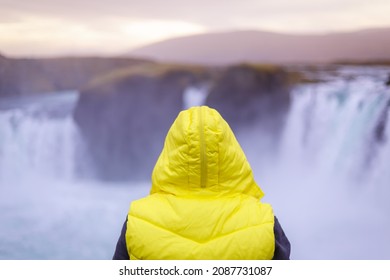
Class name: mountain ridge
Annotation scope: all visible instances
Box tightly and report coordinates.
[128,27,390,65]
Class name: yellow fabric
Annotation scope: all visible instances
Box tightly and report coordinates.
[126,106,275,259]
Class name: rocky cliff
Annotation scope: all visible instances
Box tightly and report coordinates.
[73,62,295,180]
[73,64,211,180]
[206,64,293,131]
[0,53,296,181]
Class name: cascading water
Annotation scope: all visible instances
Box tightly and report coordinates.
[0,92,83,183]
[183,84,210,109]
[0,91,148,259]
[274,67,390,183]
[248,66,390,259]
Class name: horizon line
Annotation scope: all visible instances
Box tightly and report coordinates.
[2,25,390,59]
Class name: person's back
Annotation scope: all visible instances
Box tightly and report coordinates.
[113,106,290,260]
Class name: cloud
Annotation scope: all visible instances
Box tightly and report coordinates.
[0,14,205,56]
[1,0,388,25]
[0,0,382,27]
[233,1,390,34]
[0,0,389,56]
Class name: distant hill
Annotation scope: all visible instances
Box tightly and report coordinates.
[0,56,150,97]
[129,28,390,65]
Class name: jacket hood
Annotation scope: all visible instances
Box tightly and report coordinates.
[151,106,264,199]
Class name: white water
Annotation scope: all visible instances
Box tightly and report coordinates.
[183,85,209,109]
[242,66,390,259]
[0,67,390,259]
[0,92,149,259]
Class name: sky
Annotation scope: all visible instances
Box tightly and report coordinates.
[1,0,390,57]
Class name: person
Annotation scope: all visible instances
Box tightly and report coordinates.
[113,106,290,260]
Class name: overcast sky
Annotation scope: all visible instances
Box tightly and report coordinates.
[1,0,390,57]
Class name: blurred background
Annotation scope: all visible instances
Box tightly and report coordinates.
[1,0,390,259]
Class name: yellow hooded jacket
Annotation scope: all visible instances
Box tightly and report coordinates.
[126,106,275,259]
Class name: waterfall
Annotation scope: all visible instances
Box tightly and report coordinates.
[183,85,209,109]
[253,66,390,259]
[0,91,140,260]
[277,68,390,185]
[0,66,389,259]
[0,91,89,184]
